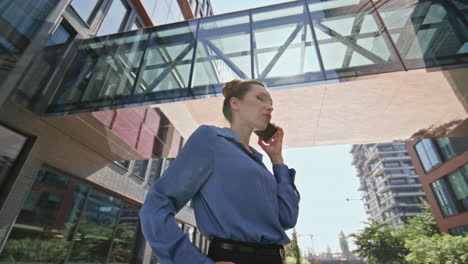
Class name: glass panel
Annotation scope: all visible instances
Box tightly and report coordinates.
[108,203,139,263]
[52,30,150,111]
[0,170,89,262]
[149,158,163,183]
[431,179,459,217]
[252,1,323,86]
[46,24,72,46]
[447,168,468,211]
[435,138,456,161]
[415,139,442,173]
[71,0,101,23]
[68,189,121,263]
[307,0,403,79]
[377,0,468,69]
[451,0,468,19]
[0,125,27,188]
[192,11,251,94]
[133,160,149,179]
[13,23,75,108]
[97,0,130,36]
[116,160,130,169]
[136,21,197,99]
[0,0,59,52]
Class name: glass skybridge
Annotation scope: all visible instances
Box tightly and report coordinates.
[48,0,468,114]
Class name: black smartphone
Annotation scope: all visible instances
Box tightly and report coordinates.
[254,123,279,143]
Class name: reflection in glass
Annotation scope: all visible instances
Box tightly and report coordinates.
[68,190,121,262]
[431,179,459,217]
[149,158,164,183]
[13,23,75,109]
[415,139,442,173]
[377,0,468,68]
[0,170,89,262]
[133,160,149,179]
[0,125,27,189]
[108,203,139,263]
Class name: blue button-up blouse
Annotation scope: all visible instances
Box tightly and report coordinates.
[139,125,300,264]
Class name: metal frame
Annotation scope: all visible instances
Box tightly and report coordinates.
[46,0,468,115]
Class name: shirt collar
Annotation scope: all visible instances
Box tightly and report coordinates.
[215,127,264,162]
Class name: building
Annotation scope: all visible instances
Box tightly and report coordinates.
[351,142,426,227]
[406,137,468,235]
[0,0,213,263]
[0,0,467,262]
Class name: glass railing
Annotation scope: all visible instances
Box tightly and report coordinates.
[47,0,468,114]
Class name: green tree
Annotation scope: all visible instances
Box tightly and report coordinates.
[398,198,439,241]
[405,233,468,264]
[349,220,408,264]
[285,229,302,264]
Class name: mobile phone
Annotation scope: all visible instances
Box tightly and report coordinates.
[254,123,279,143]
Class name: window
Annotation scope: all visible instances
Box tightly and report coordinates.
[14,20,76,108]
[449,225,468,236]
[46,23,73,46]
[0,0,60,53]
[148,158,163,183]
[132,160,149,179]
[415,139,442,173]
[431,179,460,217]
[435,138,456,161]
[0,169,142,263]
[116,160,130,169]
[383,161,400,168]
[0,125,28,190]
[447,166,468,211]
[97,0,130,36]
[71,0,102,24]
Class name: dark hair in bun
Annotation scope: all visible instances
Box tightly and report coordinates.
[222,79,266,122]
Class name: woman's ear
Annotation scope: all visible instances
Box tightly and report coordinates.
[230,97,240,112]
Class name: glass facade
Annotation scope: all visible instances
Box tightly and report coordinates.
[0,125,27,190]
[133,159,149,179]
[0,0,60,53]
[431,164,468,217]
[97,0,131,36]
[415,139,443,173]
[0,169,142,263]
[377,0,468,68]
[415,137,468,173]
[12,22,75,108]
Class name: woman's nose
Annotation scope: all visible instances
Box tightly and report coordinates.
[267,105,273,112]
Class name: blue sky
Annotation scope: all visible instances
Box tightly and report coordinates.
[210,0,369,254]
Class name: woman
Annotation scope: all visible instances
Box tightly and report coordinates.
[139,79,300,264]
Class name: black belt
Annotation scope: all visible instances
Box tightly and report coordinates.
[211,237,285,257]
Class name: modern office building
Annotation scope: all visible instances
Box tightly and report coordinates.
[0,0,213,263]
[351,142,426,227]
[0,0,468,263]
[406,137,468,235]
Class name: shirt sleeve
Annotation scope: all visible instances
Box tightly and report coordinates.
[272,164,300,230]
[139,125,215,264]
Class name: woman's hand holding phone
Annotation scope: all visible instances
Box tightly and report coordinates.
[257,123,284,165]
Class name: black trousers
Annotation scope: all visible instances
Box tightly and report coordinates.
[207,237,285,264]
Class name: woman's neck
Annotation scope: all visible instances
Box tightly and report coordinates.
[230,122,253,150]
